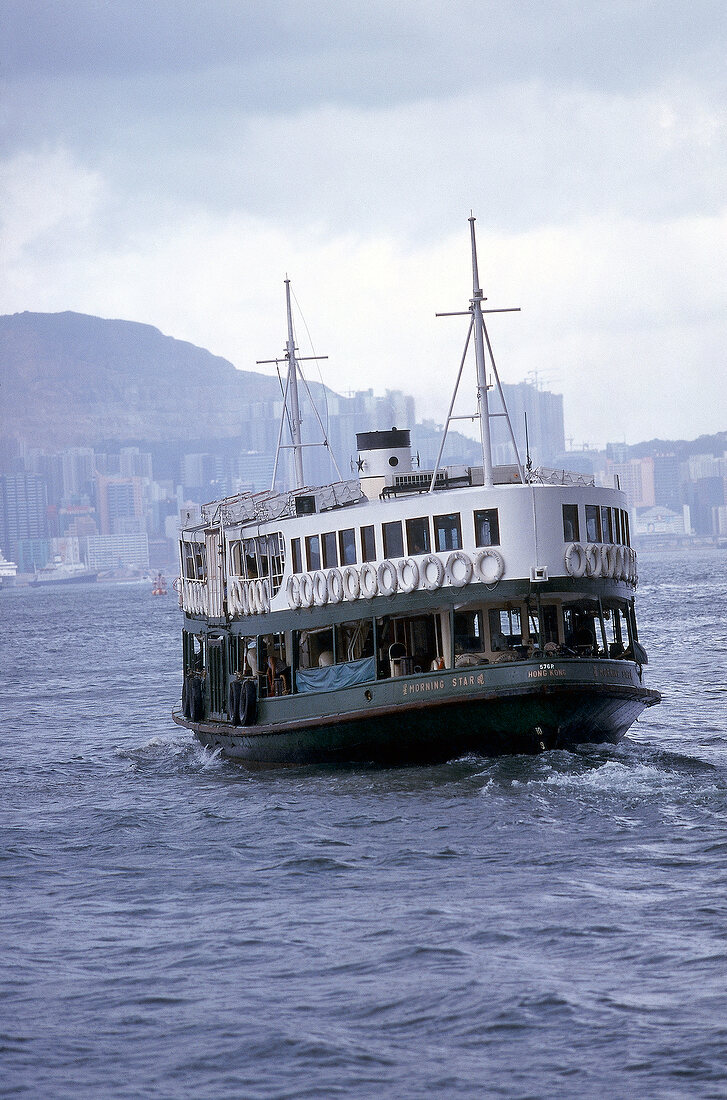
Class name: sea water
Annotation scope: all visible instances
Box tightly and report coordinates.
[1,551,726,1099]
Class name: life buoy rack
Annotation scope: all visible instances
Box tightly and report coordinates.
[473,547,504,583]
[445,550,472,587]
[397,557,420,593]
[377,559,398,596]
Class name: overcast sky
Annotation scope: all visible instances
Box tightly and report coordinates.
[2,1,725,448]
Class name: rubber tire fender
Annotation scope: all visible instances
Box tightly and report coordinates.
[240,678,257,725]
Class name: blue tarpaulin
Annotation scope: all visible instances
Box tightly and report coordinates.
[295,655,376,694]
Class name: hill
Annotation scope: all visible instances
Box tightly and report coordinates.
[0,311,283,449]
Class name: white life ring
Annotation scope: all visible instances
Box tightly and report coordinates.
[397,557,420,593]
[287,574,302,609]
[299,571,315,608]
[326,567,344,604]
[249,579,261,615]
[446,550,473,587]
[584,543,600,578]
[342,565,360,601]
[420,554,445,591]
[359,562,379,599]
[259,578,270,613]
[377,559,398,596]
[599,544,612,578]
[313,570,328,607]
[564,542,586,578]
[474,547,505,583]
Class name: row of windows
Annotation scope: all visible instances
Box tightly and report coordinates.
[291,509,501,574]
[229,533,286,594]
[562,504,631,546]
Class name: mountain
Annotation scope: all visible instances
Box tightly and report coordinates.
[0,311,284,449]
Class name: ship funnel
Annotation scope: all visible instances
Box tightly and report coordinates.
[356,427,413,499]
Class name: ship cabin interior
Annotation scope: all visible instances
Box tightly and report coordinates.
[181,594,642,721]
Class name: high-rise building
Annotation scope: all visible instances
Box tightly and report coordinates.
[0,472,49,561]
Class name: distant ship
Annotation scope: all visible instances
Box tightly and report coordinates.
[172,216,661,764]
[30,557,98,586]
[0,551,18,589]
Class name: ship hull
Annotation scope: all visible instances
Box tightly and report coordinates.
[172,659,660,766]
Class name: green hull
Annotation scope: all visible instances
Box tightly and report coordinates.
[173,659,661,765]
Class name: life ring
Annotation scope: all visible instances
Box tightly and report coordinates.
[326,568,344,604]
[377,559,398,596]
[342,565,360,601]
[564,542,586,578]
[420,554,444,591]
[359,562,379,599]
[313,570,328,607]
[584,544,600,578]
[446,550,473,587]
[397,557,420,593]
[260,579,270,613]
[599,544,612,578]
[474,547,504,583]
[287,574,302,609]
[299,572,315,608]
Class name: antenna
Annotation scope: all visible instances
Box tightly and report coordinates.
[524,412,532,476]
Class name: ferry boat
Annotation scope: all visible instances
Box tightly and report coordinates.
[172,217,661,764]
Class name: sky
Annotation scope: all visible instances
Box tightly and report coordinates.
[1,0,725,449]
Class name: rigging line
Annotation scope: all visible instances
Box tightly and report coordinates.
[291,284,334,478]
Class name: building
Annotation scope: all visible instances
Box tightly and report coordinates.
[0,472,49,564]
[86,533,150,571]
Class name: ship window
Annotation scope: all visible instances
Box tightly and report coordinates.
[406,517,431,556]
[305,535,321,571]
[382,521,404,559]
[623,510,631,546]
[562,504,579,543]
[361,525,377,562]
[488,607,521,650]
[322,531,338,569]
[527,605,559,647]
[339,528,356,566]
[474,508,500,547]
[563,604,598,655]
[229,541,243,576]
[613,508,622,544]
[193,544,206,580]
[585,505,601,542]
[181,541,196,579]
[454,608,486,665]
[434,513,462,551]
[291,538,302,574]
[601,506,614,543]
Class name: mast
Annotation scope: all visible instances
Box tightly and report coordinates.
[469,215,494,488]
[258,277,341,492]
[284,278,305,488]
